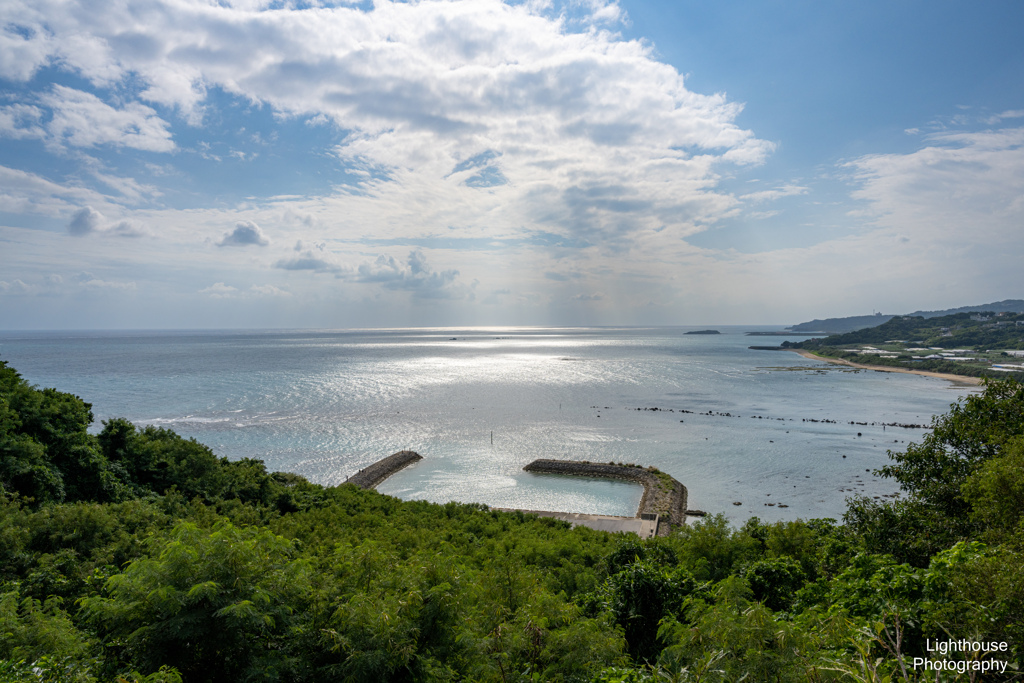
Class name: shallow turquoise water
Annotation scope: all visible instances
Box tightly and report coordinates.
[0,327,972,522]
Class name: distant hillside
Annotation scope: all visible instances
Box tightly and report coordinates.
[787,313,894,334]
[786,311,1024,380]
[787,299,1024,333]
[794,311,1024,350]
[907,299,1024,317]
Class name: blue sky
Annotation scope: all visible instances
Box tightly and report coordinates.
[2,0,1022,328]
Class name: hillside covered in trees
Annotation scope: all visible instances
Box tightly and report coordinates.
[787,312,1024,380]
[2,357,1024,681]
[786,300,1024,334]
[797,312,1024,350]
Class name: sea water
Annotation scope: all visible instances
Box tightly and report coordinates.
[0,327,973,523]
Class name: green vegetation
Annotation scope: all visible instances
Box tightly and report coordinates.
[788,311,1024,380]
[2,357,1024,681]
[786,299,1024,334]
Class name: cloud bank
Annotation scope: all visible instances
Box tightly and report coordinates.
[1,0,769,248]
[1,0,1021,328]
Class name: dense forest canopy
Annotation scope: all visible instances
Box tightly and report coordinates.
[1,357,1024,682]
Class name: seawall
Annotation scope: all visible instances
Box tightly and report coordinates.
[345,450,423,489]
[522,459,688,526]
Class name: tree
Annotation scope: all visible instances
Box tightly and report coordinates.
[877,378,1024,532]
[961,436,1024,538]
[81,521,311,682]
[0,360,124,504]
[744,557,805,612]
[603,561,699,663]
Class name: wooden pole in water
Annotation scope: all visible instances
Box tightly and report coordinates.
[491,431,493,445]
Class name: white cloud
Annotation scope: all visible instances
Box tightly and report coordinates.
[984,110,1024,125]
[282,210,317,229]
[575,0,624,24]
[0,18,58,81]
[1,0,769,251]
[198,282,290,298]
[0,104,45,140]
[249,284,290,296]
[6,85,176,152]
[846,127,1024,247]
[198,282,239,298]
[683,125,1024,314]
[740,184,808,204]
[90,169,162,202]
[68,272,137,290]
[67,205,149,237]
[356,250,466,299]
[292,239,324,251]
[0,165,108,217]
[275,250,348,274]
[68,206,103,235]
[108,220,149,237]
[0,279,35,295]
[44,86,174,152]
[1,86,174,152]
[79,277,137,290]
[218,220,270,247]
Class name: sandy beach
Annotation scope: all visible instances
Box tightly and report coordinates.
[790,349,982,386]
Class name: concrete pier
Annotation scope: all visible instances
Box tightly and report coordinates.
[345,450,423,489]
[494,509,660,538]
[522,459,689,531]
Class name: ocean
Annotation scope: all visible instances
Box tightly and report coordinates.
[0,327,973,523]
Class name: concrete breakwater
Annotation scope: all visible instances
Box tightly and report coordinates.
[493,509,661,539]
[345,450,422,489]
[522,459,688,526]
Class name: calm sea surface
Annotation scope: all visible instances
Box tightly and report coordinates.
[0,327,973,523]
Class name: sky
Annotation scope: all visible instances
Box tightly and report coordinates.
[1,0,1023,329]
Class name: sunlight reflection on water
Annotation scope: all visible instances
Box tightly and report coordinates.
[0,327,973,522]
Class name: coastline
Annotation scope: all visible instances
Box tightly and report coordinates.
[790,349,982,386]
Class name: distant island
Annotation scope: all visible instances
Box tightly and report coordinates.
[685,329,720,335]
[786,299,1024,334]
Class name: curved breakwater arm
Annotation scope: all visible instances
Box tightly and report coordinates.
[522,459,689,526]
